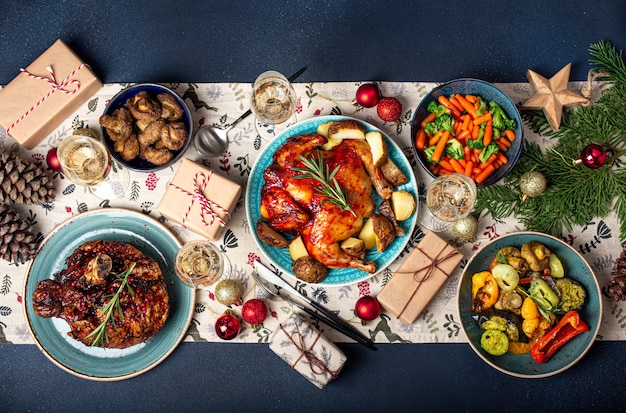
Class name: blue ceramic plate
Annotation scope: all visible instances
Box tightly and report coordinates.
[411,78,523,187]
[23,208,195,381]
[457,231,602,378]
[100,83,193,172]
[246,115,418,286]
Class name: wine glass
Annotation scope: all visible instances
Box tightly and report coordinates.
[57,129,129,199]
[250,70,297,140]
[418,173,477,232]
[174,240,231,289]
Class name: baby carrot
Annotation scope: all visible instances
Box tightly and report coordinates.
[429,130,443,146]
[461,114,472,131]
[431,130,450,163]
[465,94,477,103]
[464,146,471,162]
[480,153,498,169]
[415,128,427,149]
[420,112,436,128]
[438,158,455,173]
[455,94,477,118]
[483,120,493,146]
[497,137,511,149]
[504,129,516,141]
[497,152,508,165]
[495,140,508,152]
[448,158,465,174]
[437,95,462,118]
[447,95,465,114]
[475,164,496,184]
[472,112,492,125]
[464,160,474,177]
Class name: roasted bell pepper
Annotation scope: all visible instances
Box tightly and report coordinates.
[471,271,499,312]
[530,310,589,363]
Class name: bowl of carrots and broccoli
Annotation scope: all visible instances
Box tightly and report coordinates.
[411,78,523,187]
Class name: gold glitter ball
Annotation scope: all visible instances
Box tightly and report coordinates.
[452,215,478,242]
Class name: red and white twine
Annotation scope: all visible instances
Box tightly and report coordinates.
[169,171,230,229]
[6,63,88,134]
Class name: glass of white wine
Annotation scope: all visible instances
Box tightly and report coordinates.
[250,70,297,140]
[418,173,477,232]
[57,129,129,199]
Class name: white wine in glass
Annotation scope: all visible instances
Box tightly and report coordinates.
[250,70,296,139]
[419,173,477,232]
[57,130,129,199]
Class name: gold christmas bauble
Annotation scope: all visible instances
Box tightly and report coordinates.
[519,171,547,201]
[214,279,243,306]
[452,215,478,242]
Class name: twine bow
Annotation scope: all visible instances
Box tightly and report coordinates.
[7,64,88,133]
[169,171,230,229]
[280,323,339,379]
[395,243,460,318]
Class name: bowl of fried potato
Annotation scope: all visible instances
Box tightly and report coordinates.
[99,83,193,172]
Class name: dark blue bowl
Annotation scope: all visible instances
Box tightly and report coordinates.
[411,78,523,187]
[100,83,193,172]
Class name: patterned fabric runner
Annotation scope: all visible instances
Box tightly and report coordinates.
[0,81,623,345]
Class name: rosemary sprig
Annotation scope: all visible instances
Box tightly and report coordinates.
[292,150,356,217]
[87,263,136,347]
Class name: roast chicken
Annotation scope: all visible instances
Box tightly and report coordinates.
[32,240,169,348]
[260,134,394,274]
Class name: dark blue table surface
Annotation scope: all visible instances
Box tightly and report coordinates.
[2,1,626,412]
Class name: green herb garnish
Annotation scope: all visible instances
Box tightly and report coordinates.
[292,150,355,217]
[86,263,136,347]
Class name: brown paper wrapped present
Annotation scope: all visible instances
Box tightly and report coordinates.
[0,39,103,149]
[269,313,347,389]
[378,231,463,324]
[157,158,242,241]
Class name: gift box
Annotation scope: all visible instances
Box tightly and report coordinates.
[378,231,463,324]
[157,158,242,241]
[0,39,103,150]
[269,314,347,389]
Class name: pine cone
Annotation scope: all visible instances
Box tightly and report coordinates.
[0,204,38,264]
[0,147,55,205]
[603,248,626,301]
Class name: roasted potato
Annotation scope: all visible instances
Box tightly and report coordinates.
[358,218,377,250]
[371,213,396,252]
[289,236,309,261]
[292,256,328,283]
[340,237,366,257]
[391,190,416,221]
[327,120,366,140]
[380,158,409,186]
[365,131,387,167]
[256,220,289,248]
[378,199,404,237]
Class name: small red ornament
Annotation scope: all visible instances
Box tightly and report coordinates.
[576,143,607,169]
[241,298,268,327]
[46,147,63,172]
[355,83,380,108]
[376,97,402,122]
[215,311,241,340]
[354,295,381,322]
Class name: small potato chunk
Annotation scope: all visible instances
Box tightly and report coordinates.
[340,237,366,257]
[358,218,377,250]
[292,256,328,283]
[378,200,404,237]
[289,236,309,261]
[316,121,333,137]
[327,120,366,140]
[365,131,387,167]
[256,220,289,248]
[320,136,342,151]
[380,158,409,186]
[391,190,416,221]
[371,214,396,252]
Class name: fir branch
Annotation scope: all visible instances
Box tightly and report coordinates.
[589,40,626,85]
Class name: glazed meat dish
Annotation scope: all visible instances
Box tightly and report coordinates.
[260,133,394,273]
[32,240,169,349]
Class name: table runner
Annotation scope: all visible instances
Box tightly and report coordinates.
[0,81,623,345]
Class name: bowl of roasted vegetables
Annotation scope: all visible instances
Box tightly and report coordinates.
[411,78,523,187]
[457,231,602,378]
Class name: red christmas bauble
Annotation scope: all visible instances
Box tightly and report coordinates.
[241,298,268,326]
[215,313,241,340]
[46,147,63,172]
[354,295,381,321]
[355,83,380,108]
[376,97,402,122]
[579,143,607,169]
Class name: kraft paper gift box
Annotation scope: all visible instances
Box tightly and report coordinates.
[0,39,103,150]
[157,158,242,241]
[269,314,347,389]
[378,231,463,324]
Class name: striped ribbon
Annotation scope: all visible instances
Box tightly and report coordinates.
[169,171,230,229]
[6,63,87,134]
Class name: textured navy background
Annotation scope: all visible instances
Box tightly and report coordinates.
[2,1,626,412]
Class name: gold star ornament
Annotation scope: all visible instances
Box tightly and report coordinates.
[521,63,589,130]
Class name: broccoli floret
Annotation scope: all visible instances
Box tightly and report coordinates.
[479,142,499,164]
[489,101,517,130]
[423,145,437,164]
[427,100,450,117]
[467,138,484,150]
[445,138,464,160]
[475,97,488,116]
[424,113,454,135]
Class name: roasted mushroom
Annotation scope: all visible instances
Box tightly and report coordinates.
[256,220,289,249]
[292,256,328,284]
[521,241,551,272]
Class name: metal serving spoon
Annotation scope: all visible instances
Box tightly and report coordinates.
[193,67,307,157]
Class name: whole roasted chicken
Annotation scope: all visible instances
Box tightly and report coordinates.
[260,133,394,274]
[31,240,169,348]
